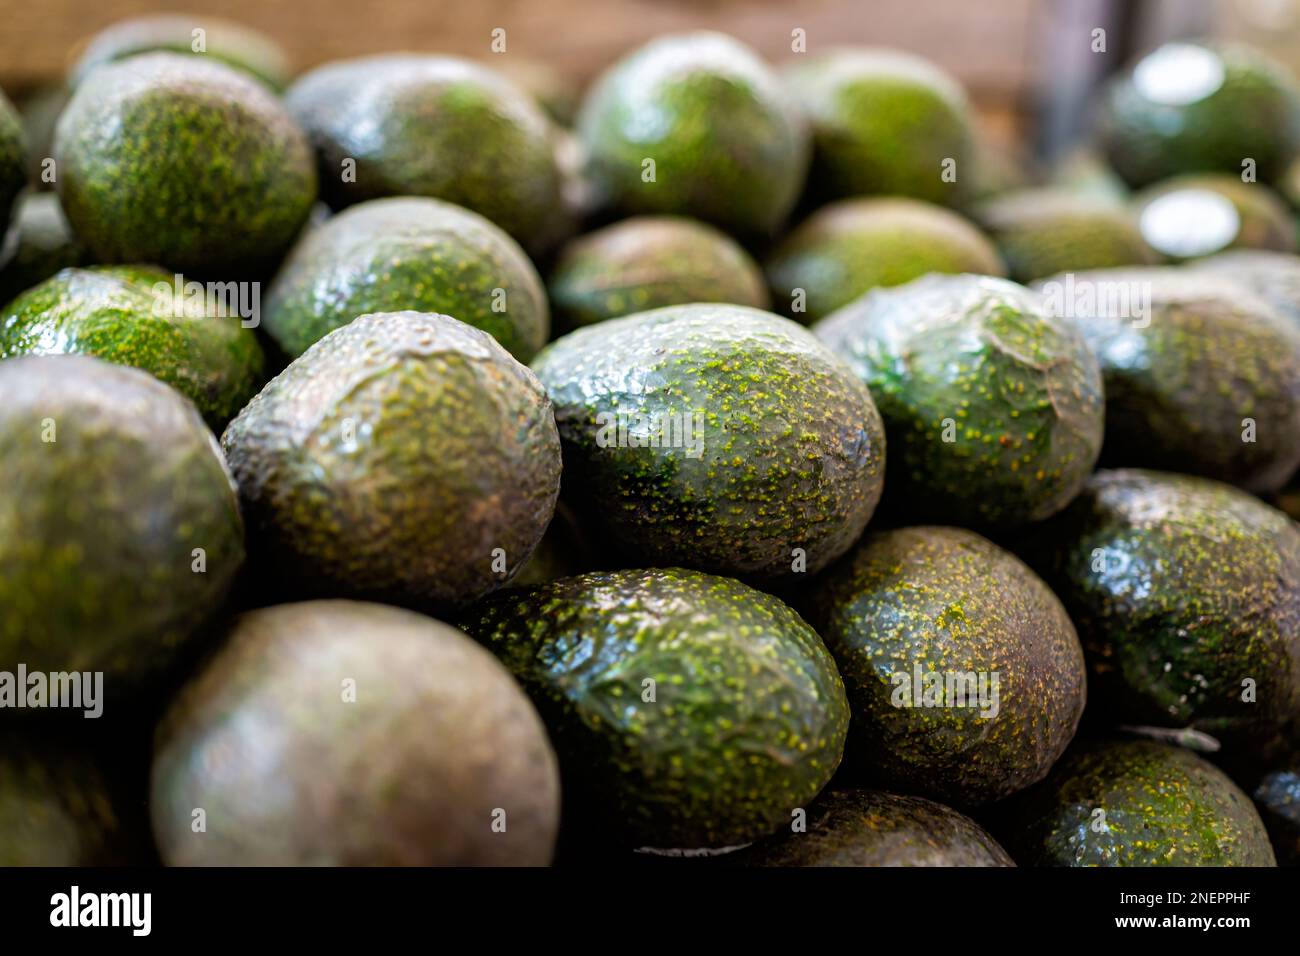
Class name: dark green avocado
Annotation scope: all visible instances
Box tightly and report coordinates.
[263,196,549,362]
[152,600,560,865]
[803,526,1087,807]
[54,52,316,277]
[0,89,24,229]
[1,264,265,431]
[1191,249,1300,324]
[745,789,1014,867]
[530,303,885,582]
[814,273,1103,528]
[221,311,561,610]
[0,193,87,305]
[1252,756,1300,865]
[1134,174,1296,261]
[458,567,849,850]
[1004,739,1276,866]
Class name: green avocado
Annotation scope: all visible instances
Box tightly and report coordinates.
[54,52,316,277]
[287,54,567,254]
[1133,174,1296,261]
[745,789,1014,867]
[577,32,808,240]
[1191,249,1300,324]
[1099,40,1300,188]
[263,196,549,362]
[784,47,973,206]
[0,193,87,305]
[1004,739,1276,866]
[804,526,1086,807]
[548,215,769,331]
[530,303,885,582]
[765,198,1004,323]
[1,264,265,431]
[458,567,849,850]
[0,355,244,690]
[814,274,1103,527]
[222,311,561,609]
[1252,756,1300,865]
[152,600,560,865]
[0,90,24,228]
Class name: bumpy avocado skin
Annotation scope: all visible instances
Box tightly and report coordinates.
[1134,175,1296,261]
[1005,740,1276,866]
[804,526,1086,807]
[1192,249,1300,324]
[1253,757,1300,865]
[0,194,87,305]
[0,90,24,228]
[459,568,850,849]
[54,53,316,277]
[815,274,1103,527]
[745,789,1014,867]
[1027,469,1300,747]
[1,264,265,431]
[785,48,973,206]
[0,355,244,686]
[263,196,549,362]
[577,32,808,240]
[766,198,1005,322]
[287,55,567,253]
[222,311,561,609]
[152,600,560,865]
[548,215,769,331]
[531,304,885,582]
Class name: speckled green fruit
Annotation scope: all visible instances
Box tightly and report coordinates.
[973,188,1156,282]
[70,14,291,91]
[152,600,560,866]
[0,355,244,686]
[1099,41,1300,189]
[0,194,87,305]
[804,527,1086,807]
[784,48,973,206]
[1134,175,1296,261]
[549,216,769,331]
[1026,469,1300,747]
[765,198,1004,323]
[745,789,1014,867]
[263,196,548,362]
[815,274,1103,527]
[577,32,808,240]
[1005,740,1276,866]
[1192,249,1300,324]
[0,90,24,229]
[531,304,885,581]
[222,311,560,609]
[1253,756,1300,865]
[1,265,265,431]
[287,54,567,253]
[54,53,316,277]
[1045,268,1300,492]
[459,568,849,849]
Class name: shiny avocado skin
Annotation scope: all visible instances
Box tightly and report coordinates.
[263,196,549,362]
[458,567,850,850]
[0,90,23,228]
[1134,175,1297,260]
[1005,739,1276,866]
[530,303,885,582]
[1192,249,1300,324]
[803,526,1087,807]
[1,264,265,431]
[814,273,1104,528]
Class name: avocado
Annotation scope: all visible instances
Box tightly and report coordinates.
[745,789,1014,867]
[1003,739,1276,866]
[1,265,265,431]
[222,310,560,610]
[0,193,87,305]
[973,188,1156,283]
[152,600,560,865]
[263,196,548,362]
[530,303,885,582]
[0,89,23,229]
[577,32,808,240]
[1133,174,1296,261]
[0,355,244,689]
[814,274,1103,527]
[548,215,769,331]
[804,526,1086,807]
[286,54,567,254]
[1025,468,1300,748]
[70,14,291,91]
[784,47,973,206]
[1042,268,1300,492]
[1191,249,1300,324]
[1099,40,1300,188]
[765,198,1004,323]
[54,52,316,277]
[459,567,849,850]
[1253,756,1300,865]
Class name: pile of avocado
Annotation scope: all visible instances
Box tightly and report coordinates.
[3,17,1300,870]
